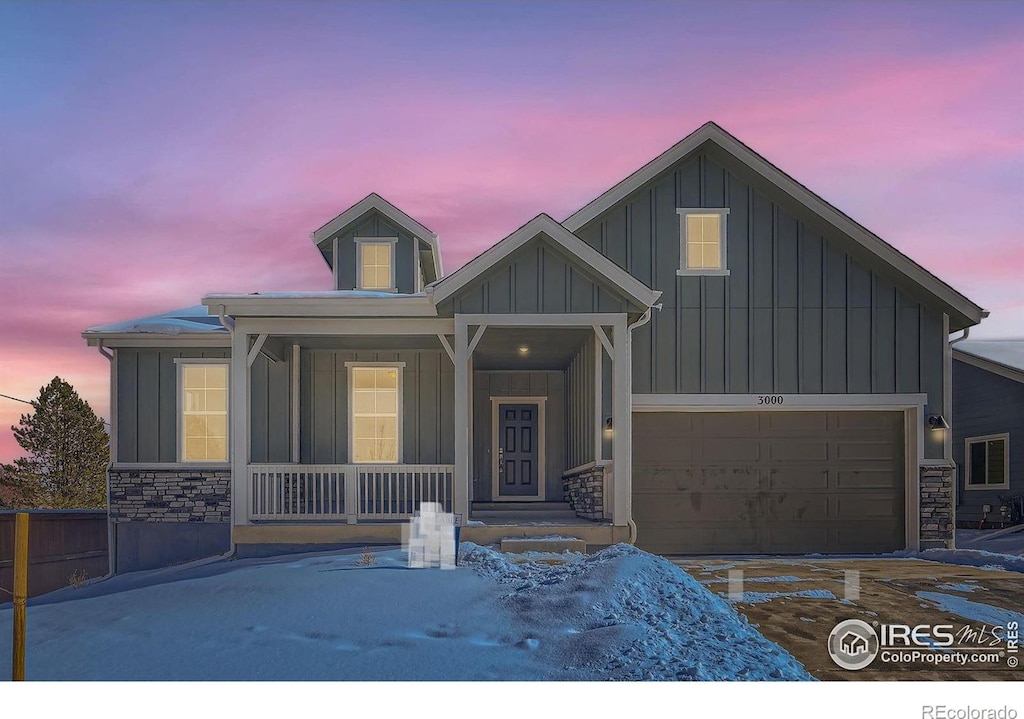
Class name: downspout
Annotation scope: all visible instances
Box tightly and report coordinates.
[946,326,970,549]
[215,304,238,562]
[623,304,658,544]
[95,340,117,583]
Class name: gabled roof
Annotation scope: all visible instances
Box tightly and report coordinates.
[428,213,661,310]
[562,121,987,331]
[953,339,1024,384]
[311,192,443,280]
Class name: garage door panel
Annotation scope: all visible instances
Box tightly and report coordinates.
[766,440,829,462]
[764,412,828,432]
[632,410,905,555]
[833,495,903,520]
[836,469,902,490]
[834,441,901,461]
[699,412,761,436]
[700,439,761,462]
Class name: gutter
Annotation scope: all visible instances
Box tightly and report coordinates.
[623,305,658,544]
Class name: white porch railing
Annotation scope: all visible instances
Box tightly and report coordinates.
[248,464,454,522]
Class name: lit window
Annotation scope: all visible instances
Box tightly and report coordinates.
[677,208,729,275]
[965,434,1009,488]
[180,363,229,462]
[358,240,395,290]
[350,366,401,463]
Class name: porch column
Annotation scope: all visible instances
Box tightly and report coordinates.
[453,319,470,521]
[230,323,250,527]
[611,315,630,526]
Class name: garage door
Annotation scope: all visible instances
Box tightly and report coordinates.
[632,411,905,555]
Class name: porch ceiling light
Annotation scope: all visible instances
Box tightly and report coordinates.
[517,345,529,355]
[928,415,950,431]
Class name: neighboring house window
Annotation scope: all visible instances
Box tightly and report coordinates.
[178,361,229,462]
[357,239,397,291]
[676,208,730,276]
[348,364,403,463]
[965,434,1009,489]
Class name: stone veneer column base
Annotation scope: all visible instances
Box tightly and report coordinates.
[919,462,954,550]
[562,463,609,520]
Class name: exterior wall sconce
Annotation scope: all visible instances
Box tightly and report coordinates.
[517,345,529,355]
[603,417,614,438]
[928,415,950,431]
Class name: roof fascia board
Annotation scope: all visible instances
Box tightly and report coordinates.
[430,215,660,309]
[562,122,984,327]
[201,295,439,318]
[312,194,436,246]
[83,335,231,348]
[953,349,1024,385]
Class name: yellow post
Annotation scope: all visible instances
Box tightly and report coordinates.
[12,512,28,681]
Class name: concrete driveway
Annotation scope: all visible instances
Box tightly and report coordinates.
[673,557,1024,681]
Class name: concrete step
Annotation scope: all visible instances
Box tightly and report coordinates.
[500,536,587,554]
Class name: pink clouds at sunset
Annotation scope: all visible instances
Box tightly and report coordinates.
[0,1,1021,463]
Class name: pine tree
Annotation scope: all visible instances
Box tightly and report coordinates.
[0,377,109,509]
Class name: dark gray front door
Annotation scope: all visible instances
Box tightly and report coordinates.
[497,404,539,497]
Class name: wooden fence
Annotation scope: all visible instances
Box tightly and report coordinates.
[0,511,108,601]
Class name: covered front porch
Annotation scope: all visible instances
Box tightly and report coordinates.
[227,313,633,538]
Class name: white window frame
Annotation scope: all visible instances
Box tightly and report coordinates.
[964,433,1010,490]
[174,358,231,464]
[355,237,399,292]
[676,208,730,276]
[346,361,405,464]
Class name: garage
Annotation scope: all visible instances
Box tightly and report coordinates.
[632,411,906,555]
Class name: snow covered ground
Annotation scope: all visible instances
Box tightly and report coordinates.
[956,527,1024,556]
[0,543,811,681]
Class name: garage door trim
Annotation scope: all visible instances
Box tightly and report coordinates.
[631,393,926,551]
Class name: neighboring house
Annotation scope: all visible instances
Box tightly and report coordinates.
[952,340,1024,528]
[83,122,987,572]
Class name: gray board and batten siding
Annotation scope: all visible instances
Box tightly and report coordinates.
[439,235,632,316]
[571,144,947,457]
[327,210,421,294]
[952,358,1024,526]
[115,348,230,463]
[297,349,455,466]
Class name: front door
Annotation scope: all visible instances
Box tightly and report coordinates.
[496,403,540,497]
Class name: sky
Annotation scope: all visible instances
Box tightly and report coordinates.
[0,1,1021,462]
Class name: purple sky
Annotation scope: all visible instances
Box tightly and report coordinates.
[1,1,1021,462]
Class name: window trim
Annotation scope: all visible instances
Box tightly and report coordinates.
[355,237,399,292]
[174,358,231,464]
[676,208,730,277]
[964,432,1010,490]
[345,361,405,464]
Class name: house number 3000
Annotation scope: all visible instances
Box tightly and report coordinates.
[757,395,784,405]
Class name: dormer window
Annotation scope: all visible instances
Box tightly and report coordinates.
[676,208,730,276]
[356,238,398,291]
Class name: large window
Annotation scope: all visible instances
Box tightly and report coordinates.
[178,361,229,462]
[965,434,1009,489]
[349,364,403,463]
[677,208,729,276]
[357,239,396,291]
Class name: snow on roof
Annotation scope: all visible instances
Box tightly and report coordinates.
[954,339,1024,374]
[84,305,228,335]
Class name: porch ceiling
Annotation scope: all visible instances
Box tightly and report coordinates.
[282,335,447,351]
[472,327,591,370]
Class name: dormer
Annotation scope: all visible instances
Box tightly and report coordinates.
[311,193,443,293]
